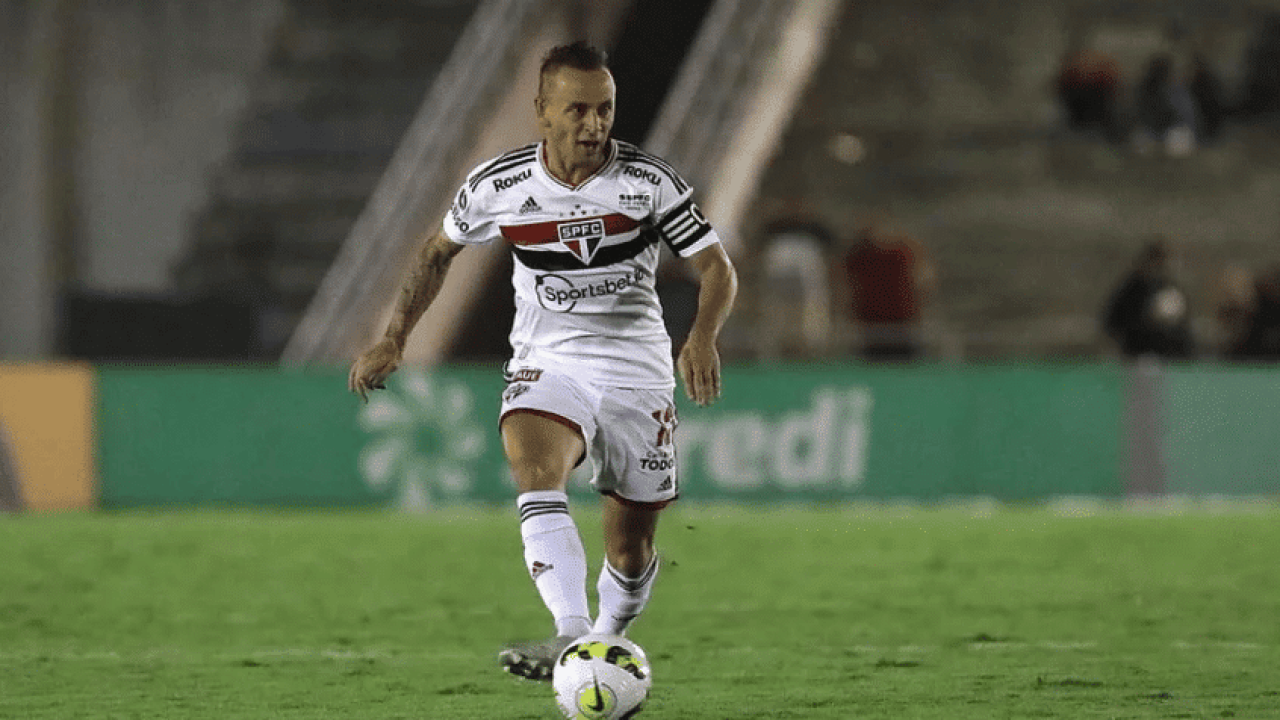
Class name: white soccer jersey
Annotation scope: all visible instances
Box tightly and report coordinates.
[442,139,721,389]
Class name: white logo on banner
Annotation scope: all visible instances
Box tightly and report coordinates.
[357,369,485,511]
[677,388,873,491]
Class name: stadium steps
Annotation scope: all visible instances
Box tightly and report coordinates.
[172,0,477,359]
[752,0,1280,358]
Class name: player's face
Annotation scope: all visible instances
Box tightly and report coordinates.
[536,67,616,175]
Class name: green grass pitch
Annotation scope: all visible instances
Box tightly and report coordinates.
[2,502,1279,719]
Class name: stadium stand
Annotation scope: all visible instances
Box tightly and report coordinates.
[752,0,1280,359]
[175,0,481,359]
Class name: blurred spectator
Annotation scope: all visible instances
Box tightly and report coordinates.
[1133,54,1199,157]
[837,220,935,362]
[1237,12,1280,117]
[1232,265,1280,361]
[1189,53,1225,142]
[758,210,837,358]
[1102,238,1195,360]
[1213,263,1257,357]
[1057,47,1125,143]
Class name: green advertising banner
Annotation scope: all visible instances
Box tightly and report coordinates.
[97,364,1124,508]
[98,367,374,508]
[675,365,1122,501]
[1162,366,1280,496]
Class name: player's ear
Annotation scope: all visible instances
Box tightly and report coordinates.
[534,94,550,129]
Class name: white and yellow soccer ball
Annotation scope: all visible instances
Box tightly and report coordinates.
[552,634,651,719]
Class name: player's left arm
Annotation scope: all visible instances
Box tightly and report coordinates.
[677,243,738,407]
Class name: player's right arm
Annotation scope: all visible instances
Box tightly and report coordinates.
[348,229,465,401]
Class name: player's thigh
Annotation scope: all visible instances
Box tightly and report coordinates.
[499,369,597,491]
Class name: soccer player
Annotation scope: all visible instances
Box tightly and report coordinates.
[348,41,737,681]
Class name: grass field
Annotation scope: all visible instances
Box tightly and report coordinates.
[3,502,1279,719]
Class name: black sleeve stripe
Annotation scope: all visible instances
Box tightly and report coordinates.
[470,150,536,188]
[666,214,698,237]
[668,224,711,252]
[475,143,537,173]
[618,150,690,194]
[658,198,712,251]
[468,146,538,190]
[657,197,695,230]
[616,140,684,179]
[623,150,687,189]
[469,154,537,191]
[625,156,690,194]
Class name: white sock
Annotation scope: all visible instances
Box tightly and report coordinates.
[592,553,659,636]
[517,491,591,638]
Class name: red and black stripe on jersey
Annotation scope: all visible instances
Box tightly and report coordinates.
[500,213,659,271]
[510,231,660,271]
[500,214,641,245]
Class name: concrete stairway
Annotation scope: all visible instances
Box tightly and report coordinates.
[173,0,476,358]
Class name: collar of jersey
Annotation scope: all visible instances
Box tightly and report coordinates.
[537,139,618,191]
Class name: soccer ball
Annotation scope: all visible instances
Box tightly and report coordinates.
[552,634,651,719]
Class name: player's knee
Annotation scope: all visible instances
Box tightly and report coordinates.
[510,458,571,492]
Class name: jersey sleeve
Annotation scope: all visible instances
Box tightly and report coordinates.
[655,194,721,258]
[441,182,499,246]
[648,163,721,258]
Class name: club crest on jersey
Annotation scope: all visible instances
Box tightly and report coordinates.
[557,218,606,264]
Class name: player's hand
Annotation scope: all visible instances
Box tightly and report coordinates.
[677,332,722,407]
[348,338,403,402]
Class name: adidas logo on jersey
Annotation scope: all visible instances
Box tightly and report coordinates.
[656,476,674,492]
[519,196,542,215]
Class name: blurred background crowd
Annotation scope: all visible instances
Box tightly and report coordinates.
[3,0,1280,367]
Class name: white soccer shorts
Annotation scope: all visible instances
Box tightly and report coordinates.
[498,366,679,506]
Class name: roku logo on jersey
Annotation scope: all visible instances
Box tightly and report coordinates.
[492,168,532,192]
[623,166,661,185]
[535,270,644,312]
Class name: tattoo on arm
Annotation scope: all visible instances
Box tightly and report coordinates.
[384,232,463,348]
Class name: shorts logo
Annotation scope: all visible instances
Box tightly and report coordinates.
[639,449,675,472]
[510,368,543,383]
[557,218,606,264]
[503,383,530,402]
[652,404,678,447]
[535,270,644,312]
[493,168,532,192]
[529,560,553,579]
